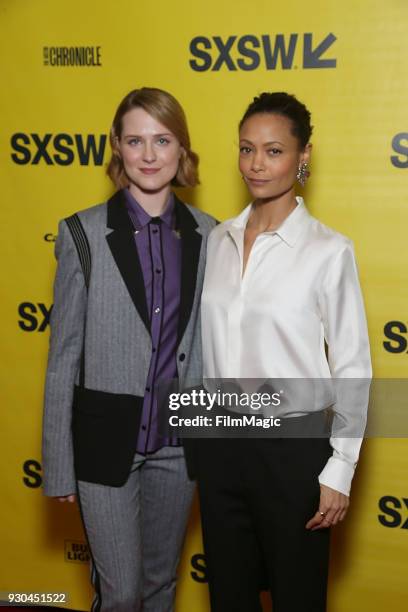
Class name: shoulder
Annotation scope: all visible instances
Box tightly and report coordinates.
[306,213,354,259]
[70,200,108,227]
[182,202,218,233]
[55,201,108,243]
[206,217,231,242]
[205,203,250,245]
[54,201,107,257]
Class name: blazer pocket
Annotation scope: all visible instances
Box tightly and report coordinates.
[72,385,143,487]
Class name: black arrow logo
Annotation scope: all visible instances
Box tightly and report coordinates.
[303,33,337,68]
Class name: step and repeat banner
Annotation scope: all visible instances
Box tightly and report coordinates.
[1,0,407,610]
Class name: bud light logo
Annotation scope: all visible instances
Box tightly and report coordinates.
[65,541,90,563]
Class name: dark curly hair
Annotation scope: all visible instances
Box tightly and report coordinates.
[239,92,313,148]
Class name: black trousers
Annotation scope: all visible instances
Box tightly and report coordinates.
[194,435,332,612]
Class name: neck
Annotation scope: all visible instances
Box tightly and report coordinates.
[248,189,298,232]
[128,183,172,217]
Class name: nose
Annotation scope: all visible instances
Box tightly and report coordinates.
[251,150,265,173]
[142,141,156,163]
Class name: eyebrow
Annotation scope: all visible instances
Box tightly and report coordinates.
[239,138,285,146]
[124,132,173,138]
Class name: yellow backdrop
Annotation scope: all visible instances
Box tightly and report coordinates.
[1,0,407,610]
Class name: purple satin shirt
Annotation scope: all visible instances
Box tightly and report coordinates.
[124,188,181,453]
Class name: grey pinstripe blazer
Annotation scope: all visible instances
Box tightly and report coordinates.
[42,190,216,497]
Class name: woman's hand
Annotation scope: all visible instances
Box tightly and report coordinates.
[305,484,349,530]
[56,495,76,503]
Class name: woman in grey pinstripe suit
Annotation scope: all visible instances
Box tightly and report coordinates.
[43,88,216,612]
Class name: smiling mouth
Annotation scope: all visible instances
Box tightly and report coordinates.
[140,168,161,174]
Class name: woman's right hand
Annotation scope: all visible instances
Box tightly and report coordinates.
[56,495,76,503]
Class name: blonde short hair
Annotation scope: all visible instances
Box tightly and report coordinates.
[107,87,199,189]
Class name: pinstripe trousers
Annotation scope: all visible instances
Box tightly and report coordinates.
[77,446,195,612]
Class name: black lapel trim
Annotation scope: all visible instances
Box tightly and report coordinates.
[106,190,150,334]
[175,196,202,344]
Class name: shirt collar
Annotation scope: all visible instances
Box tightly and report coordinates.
[124,188,175,230]
[229,196,310,248]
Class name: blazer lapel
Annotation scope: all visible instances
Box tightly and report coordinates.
[175,196,203,344]
[105,191,150,334]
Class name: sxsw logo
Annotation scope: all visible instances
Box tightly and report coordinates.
[391,133,408,168]
[190,554,207,582]
[383,321,407,354]
[18,302,52,332]
[189,33,337,72]
[23,459,42,488]
[378,496,408,529]
[10,133,107,166]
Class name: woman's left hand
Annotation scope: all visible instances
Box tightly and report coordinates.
[305,484,349,530]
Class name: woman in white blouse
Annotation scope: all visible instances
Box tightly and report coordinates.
[196,92,372,612]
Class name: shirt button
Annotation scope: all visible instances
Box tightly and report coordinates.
[152,228,158,234]
[152,347,156,353]
[155,268,162,274]
[179,353,186,362]
[142,425,147,431]
[146,387,151,392]
[154,307,161,314]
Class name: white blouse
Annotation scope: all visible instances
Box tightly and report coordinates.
[201,197,372,496]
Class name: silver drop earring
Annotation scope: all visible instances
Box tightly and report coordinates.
[296,162,309,187]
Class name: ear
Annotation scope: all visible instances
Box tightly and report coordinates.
[110,127,121,150]
[112,139,122,160]
[301,142,312,165]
